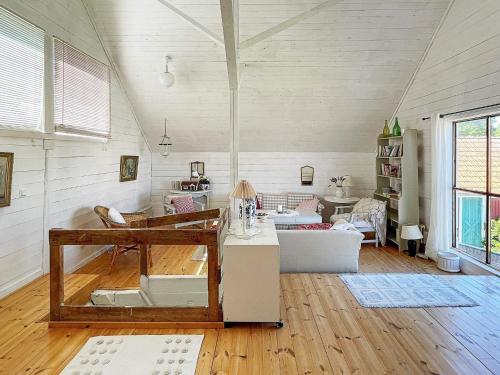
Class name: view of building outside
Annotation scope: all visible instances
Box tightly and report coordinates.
[455,116,500,269]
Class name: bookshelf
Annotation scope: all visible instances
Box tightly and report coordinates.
[374,129,419,252]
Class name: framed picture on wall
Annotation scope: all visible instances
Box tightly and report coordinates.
[0,152,13,207]
[120,155,139,182]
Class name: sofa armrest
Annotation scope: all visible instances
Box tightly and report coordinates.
[163,203,176,215]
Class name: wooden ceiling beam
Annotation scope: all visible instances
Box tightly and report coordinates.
[157,0,225,47]
[240,0,338,50]
[220,0,239,89]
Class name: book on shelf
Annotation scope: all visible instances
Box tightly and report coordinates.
[380,163,401,177]
[378,144,403,157]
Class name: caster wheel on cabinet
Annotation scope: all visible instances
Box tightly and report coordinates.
[275,321,284,329]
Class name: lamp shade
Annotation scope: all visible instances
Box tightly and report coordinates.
[230,180,256,199]
[401,225,423,240]
[342,175,353,187]
[159,71,175,88]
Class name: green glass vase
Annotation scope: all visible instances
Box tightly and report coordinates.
[383,120,390,137]
[393,117,401,136]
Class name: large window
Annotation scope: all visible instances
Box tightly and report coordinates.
[0,6,44,130]
[453,115,500,269]
[53,38,110,138]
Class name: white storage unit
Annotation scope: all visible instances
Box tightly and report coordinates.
[222,220,282,326]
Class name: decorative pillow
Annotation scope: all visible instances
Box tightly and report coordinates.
[298,223,332,230]
[262,194,287,210]
[172,195,196,213]
[108,207,126,224]
[255,195,262,209]
[296,198,319,212]
[287,193,315,209]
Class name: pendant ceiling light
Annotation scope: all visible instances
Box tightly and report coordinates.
[159,118,173,157]
[159,56,175,88]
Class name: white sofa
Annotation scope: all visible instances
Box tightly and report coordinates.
[277,228,364,273]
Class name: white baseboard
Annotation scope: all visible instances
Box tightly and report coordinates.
[0,268,44,299]
[65,245,112,274]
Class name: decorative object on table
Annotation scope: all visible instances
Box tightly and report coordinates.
[329,175,345,198]
[437,251,461,272]
[199,175,210,190]
[61,335,204,375]
[340,273,477,308]
[300,165,314,185]
[383,119,390,137]
[401,225,423,257]
[230,180,257,236]
[159,118,173,157]
[190,161,204,178]
[342,175,353,198]
[0,152,13,207]
[392,117,401,136]
[119,155,139,182]
[159,55,175,88]
[239,198,256,229]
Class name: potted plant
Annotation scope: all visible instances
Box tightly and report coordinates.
[199,176,210,190]
[329,176,345,198]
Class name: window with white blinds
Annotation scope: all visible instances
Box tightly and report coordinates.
[53,38,110,138]
[0,7,44,130]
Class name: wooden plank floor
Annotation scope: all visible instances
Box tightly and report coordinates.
[0,244,499,374]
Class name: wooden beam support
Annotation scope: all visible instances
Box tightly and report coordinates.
[157,0,225,47]
[219,0,239,90]
[240,0,338,49]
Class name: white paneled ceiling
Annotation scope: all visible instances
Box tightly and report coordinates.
[89,0,450,152]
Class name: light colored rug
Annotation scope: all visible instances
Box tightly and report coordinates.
[340,273,478,308]
[61,335,204,375]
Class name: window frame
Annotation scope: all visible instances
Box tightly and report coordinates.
[452,113,500,266]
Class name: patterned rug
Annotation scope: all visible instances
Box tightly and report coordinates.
[61,335,204,375]
[340,273,478,308]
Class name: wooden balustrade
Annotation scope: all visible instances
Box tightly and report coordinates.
[49,208,229,328]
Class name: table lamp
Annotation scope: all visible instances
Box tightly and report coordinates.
[401,225,423,257]
[342,175,353,198]
[230,180,256,234]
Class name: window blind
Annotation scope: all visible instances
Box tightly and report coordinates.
[54,38,110,138]
[0,7,44,130]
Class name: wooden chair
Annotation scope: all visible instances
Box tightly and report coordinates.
[94,206,153,273]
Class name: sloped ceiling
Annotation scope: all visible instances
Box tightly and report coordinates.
[89,0,450,152]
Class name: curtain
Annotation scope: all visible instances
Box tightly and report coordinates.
[426,114,453,260]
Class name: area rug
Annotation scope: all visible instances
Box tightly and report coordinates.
[61,335,204,375]
[340,273,478,308]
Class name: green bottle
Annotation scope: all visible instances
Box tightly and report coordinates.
[393,117,401,136]
[383,120,390,137]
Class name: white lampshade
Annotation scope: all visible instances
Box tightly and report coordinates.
[401,225,423,240]
[159,71,175,88]
[342,175,353,187]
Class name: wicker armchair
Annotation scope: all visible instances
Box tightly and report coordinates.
[94,206,153,273]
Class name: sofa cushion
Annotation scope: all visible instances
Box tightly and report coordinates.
[297,198,319,211]
[108,207,126,224]
[262,193,287,210]
[287,193,314,209]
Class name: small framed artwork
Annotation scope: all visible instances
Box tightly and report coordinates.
[0,152,13,207]
[120,155,139,182]
[190,161,205,178]
[300,165,314,186]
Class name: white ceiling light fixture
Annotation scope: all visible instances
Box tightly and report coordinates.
[159,118,173,157]
[159,56,175,88]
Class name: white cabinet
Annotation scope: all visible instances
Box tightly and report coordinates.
[222,221,281,326]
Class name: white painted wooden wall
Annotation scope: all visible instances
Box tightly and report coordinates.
[151,151,375,214]
[0,0,151,298]
[394,0,500,226]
